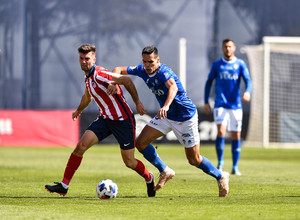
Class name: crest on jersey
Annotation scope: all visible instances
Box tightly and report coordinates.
[91,81,96,88]
[234,64,239,70]
[164,72,169,79]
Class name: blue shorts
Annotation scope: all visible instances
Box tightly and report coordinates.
[87,114,136,150]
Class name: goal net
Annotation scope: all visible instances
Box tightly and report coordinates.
[243,37,300,148]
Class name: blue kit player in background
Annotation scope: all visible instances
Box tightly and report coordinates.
[204,38,252,176]
[113,45,230,197]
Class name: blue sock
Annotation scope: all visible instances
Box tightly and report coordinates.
[232,139,241,169]
[139,144,167,172]
[215,136,225,165]
[198,156,222,180]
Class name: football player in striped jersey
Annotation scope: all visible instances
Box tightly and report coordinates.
[45,44,156,197]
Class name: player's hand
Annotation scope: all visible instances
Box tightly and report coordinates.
[72,110,81,121]
[242,92,251,103]
[157,106,169,119]
[107,83,118,95]
[136,100,147,116]
[204,103,211,115]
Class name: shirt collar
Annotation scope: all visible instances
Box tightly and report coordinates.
[222,57,237,63]
[87,64,96,78]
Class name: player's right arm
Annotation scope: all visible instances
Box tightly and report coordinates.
[204,62,217,115]
[72,88,92,121]
[112,66,129,75]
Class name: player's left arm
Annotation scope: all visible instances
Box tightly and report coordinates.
[110,73,146,115]
[241,62,252,103]
[158,78,178,119]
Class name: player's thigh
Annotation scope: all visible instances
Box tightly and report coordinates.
[108,116,136,150]
[136,125,165,150]
[214,107,229,136]
[136,116,170,149]
[228,109,243,132]
[214,107,229,125]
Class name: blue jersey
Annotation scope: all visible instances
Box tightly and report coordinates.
[204,57,252,109]
[127,64,196,122]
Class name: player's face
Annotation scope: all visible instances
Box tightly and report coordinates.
[79,52,96,74]
[222,41,236,60]
[142,53,160,75]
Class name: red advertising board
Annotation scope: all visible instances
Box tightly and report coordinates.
[0,110,79,147]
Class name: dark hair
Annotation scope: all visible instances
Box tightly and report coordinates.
[222,38,234,46]
[78,44,96,54]
[142,45,158,57]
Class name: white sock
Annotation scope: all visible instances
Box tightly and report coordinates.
[61,182,69,189]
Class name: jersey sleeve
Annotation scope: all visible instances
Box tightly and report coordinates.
[126,65,143,76]
[204,62,217,103]
[158,66,173,83]
[240,60,252,94]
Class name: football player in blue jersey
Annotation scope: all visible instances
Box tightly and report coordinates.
[113,45,230,197]
[204,38,252,176]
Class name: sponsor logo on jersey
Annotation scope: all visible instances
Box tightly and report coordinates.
[219,72,238,80]
[151,89,164,96]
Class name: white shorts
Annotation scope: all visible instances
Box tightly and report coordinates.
[213,107,243,132]
[147,112,200,148]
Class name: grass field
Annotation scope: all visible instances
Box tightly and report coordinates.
[0,144,300,219]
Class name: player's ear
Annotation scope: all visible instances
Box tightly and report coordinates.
[157,56,160,63]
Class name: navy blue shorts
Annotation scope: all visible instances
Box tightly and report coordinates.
[87,114,136,150]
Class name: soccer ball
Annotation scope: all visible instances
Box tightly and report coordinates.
[96,179,118,200]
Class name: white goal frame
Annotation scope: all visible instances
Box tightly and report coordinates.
[244,36,300,148]
[263,36,300,148]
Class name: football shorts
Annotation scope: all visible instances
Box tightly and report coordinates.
[147,112,199,148]
[213,107,243,132]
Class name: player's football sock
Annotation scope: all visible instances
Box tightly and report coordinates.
[139,144,167,172]
[216,136,225,165]
[231,139,241,168]
[134,159,152,182]
[198,156,222,180]
[62,153,82,186]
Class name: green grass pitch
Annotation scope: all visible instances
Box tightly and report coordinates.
[0,144,300,219]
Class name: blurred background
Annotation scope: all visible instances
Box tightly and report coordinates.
[1,0,300,146]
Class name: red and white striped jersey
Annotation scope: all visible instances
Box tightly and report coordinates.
[85,65,133,120]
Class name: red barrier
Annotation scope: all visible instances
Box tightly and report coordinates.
[0,110,79,147]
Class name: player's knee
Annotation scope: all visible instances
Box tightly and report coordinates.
[73,142,88,156]
[135,139,148,151]
[187,157,201,167]
[123,159,136,169]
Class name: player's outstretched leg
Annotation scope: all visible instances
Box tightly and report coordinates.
[139,144,167,172]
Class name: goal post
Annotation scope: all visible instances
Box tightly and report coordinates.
[244,36,300,148]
